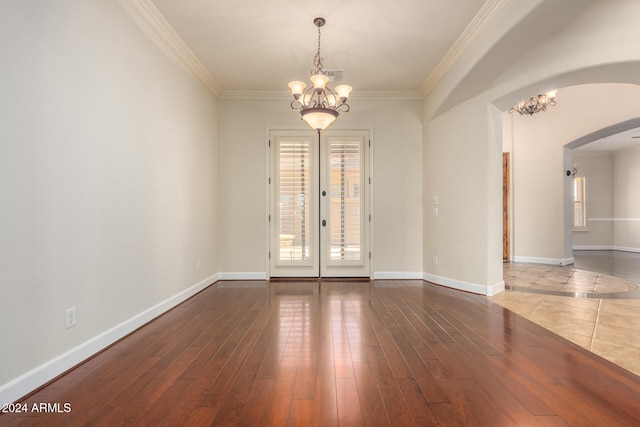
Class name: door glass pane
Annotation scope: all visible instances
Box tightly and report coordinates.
[277,140,312,263]
[329,140,362,261]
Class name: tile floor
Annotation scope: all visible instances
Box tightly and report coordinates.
[490,250,640,376]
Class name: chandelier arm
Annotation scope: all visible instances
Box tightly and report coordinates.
[323,86,338,108]
[310,88,321,108]
[297,86,315,108]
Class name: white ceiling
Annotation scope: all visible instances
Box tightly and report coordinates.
[575,127,640,153]
[140,1,640,153]
[149,0,486,93]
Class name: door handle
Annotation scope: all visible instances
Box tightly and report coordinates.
[322,190,326,197]
[322,219,327,227]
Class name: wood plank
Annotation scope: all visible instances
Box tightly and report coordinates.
[336,378,362,424]
[292,302,319,400]
[396,378,439,426]
[365,345,416,426]
[206,299,278,425]
[352,362,389,427]
[360,292,413,379]
[371,291,448,402]
[4,280,640,427]
[289,399,322,427]
[236,378,275,427]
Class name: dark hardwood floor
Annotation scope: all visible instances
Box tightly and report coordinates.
[3,280,640,426]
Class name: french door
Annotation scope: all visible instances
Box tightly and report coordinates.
[269,129,370,278]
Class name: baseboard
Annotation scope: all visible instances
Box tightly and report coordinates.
[0,273,219,406]
[373,271,423,280]
[422,273,505,296]
[573,245,614,251]
[217,272,267,280]
[511,256,575,266]
[614,246,640,253]
[573,246,640,254]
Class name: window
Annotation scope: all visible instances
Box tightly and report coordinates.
[573,176,587,229]
[276,138,312,263]
[328,140,363,262]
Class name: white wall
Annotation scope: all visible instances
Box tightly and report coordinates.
[423,0,640,293]
[0,0,218,403]
[217,96,423,278]
[423,97,504,294]
[613,146,640,251]
[572,147,640,252]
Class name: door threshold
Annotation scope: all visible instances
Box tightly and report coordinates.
[269,277,370,282]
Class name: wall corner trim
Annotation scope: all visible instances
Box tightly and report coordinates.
[0,273,219,406]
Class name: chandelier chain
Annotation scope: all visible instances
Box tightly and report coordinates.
[313,24,324,74]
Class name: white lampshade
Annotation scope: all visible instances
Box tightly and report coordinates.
[300,107,339,131]
[310,74,329,90]
[545,89,558,98]
[334,84,352,100]
[288,81,306,98]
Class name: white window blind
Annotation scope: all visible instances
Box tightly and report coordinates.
[329,140,362,262]
[276,139,312,263]
[573,176,587,229]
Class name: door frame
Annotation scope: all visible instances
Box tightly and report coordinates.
[266,128,373,279]
[503,152,510,261]
[321,130,371,278]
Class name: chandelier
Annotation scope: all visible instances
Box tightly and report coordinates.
[508,90,557,116]
[288,18,352,132]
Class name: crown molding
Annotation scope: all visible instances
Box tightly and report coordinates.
[123,0,505,101]
[219,90,422,101]
[219,90,290,100]
[122,0,222,97]
[420,0,510,98]
[350,90,423,100]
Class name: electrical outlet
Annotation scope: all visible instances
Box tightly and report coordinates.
[65,307,77,329]
[433,256,439,266]
[433,207,439,217]
[196,261,201,272]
